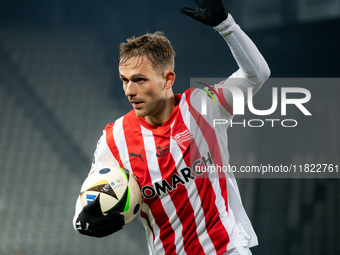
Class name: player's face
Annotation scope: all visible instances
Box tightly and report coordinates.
[119,56,174,125]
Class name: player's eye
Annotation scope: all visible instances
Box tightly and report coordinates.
[135,78,146,83]
[121,78,128,84]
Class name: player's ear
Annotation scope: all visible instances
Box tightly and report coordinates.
[163,70,176,89]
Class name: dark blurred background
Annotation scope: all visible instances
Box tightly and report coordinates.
[0,0,339,254]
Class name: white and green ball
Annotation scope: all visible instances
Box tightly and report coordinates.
[80,166,142,225]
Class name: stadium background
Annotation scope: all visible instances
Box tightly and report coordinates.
[0,0,339,254]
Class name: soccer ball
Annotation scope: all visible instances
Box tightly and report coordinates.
[80,166,142,225]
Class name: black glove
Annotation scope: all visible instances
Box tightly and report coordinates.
[180,0,228,27]
[75,197,124,238]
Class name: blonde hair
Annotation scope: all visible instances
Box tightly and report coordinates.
[117,31,175,73]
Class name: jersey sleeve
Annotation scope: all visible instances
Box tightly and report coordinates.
[89,128,120,173]
[213,14,271,118]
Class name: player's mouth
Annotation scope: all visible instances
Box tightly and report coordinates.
[130,100,144,109]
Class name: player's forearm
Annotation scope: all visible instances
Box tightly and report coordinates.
[214,14,270,83]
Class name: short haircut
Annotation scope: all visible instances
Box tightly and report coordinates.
[117,31,175,73]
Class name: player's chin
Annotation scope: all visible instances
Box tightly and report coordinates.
[134,108,147,118]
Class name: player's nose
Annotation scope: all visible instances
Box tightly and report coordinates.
[124,82,137,97]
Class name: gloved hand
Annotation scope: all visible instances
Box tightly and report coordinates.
[180,0,229,27]
[75,197,125,238]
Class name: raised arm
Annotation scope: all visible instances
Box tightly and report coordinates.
[214,14,271,92]
[181,0,270,113]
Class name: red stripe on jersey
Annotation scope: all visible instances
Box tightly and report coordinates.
[190,100,225,179]
[121,113,177,254]
[159,112,205,254]
[140,210,155,246]
[184,137,229,254]
[218,88,233,115]
[189,98,230,253]
[184,89,193,112]
[190,103,229,212]
[104,123,124,168]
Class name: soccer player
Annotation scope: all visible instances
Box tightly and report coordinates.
[73,0,270,254]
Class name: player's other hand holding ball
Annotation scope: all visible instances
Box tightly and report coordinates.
[75,197,125,238]
[180,0,229,27]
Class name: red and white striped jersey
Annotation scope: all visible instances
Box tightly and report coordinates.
[73,14,270,255]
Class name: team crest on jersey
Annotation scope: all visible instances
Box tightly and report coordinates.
[172,130,193,149]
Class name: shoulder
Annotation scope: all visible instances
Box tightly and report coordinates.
[177,88,196,106]
[104,109,136,132]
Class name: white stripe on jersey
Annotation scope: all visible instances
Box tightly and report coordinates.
[178,92,190,129]
[141,125,184,255]
[141,202,164,255]
[112,117,132,171]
